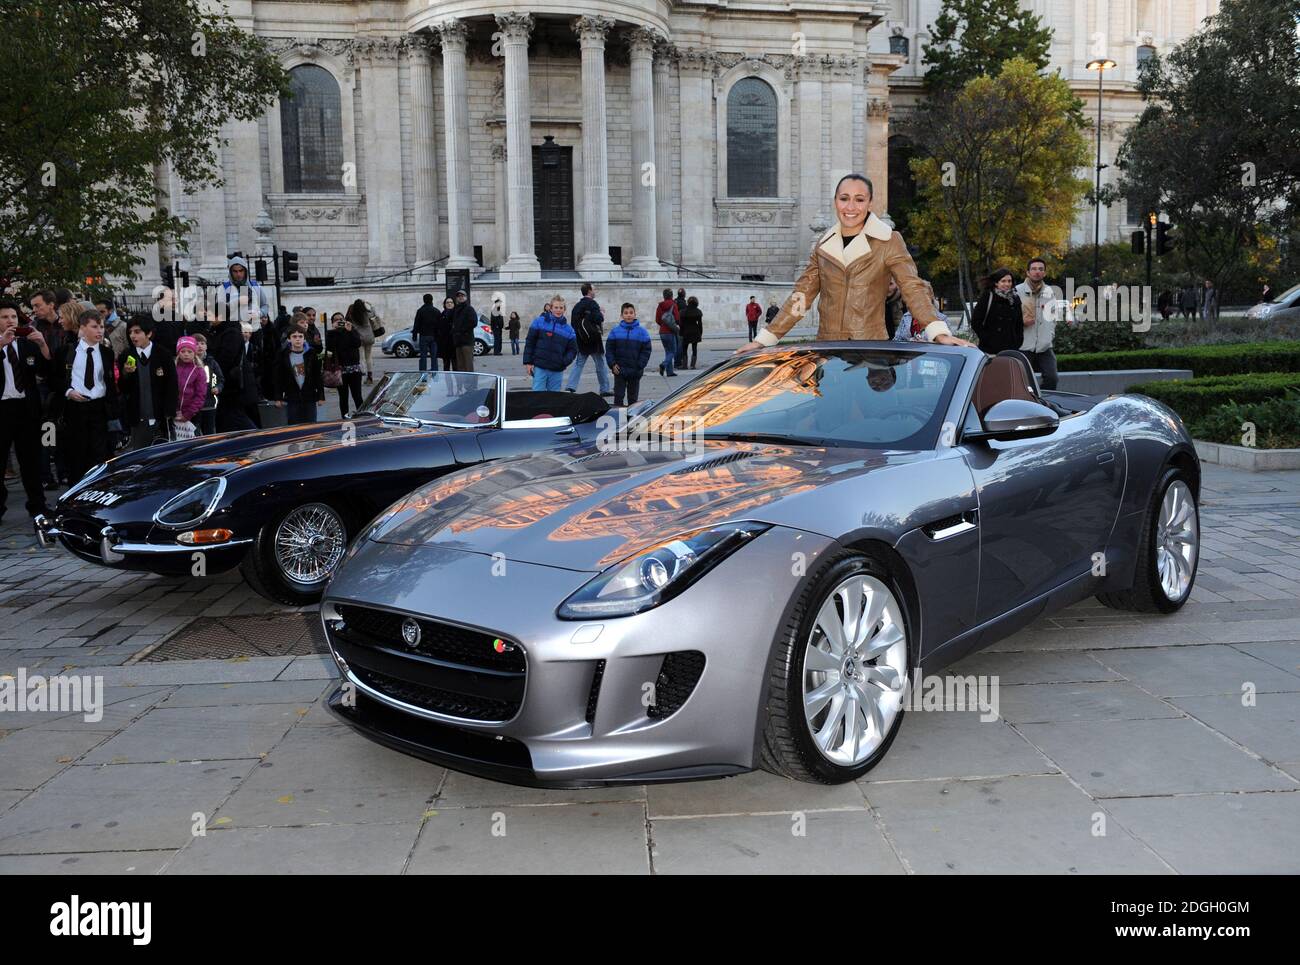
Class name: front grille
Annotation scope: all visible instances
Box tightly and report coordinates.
[585,659,606,724]
[330,603,527,725]
[647,651,706,719]
[352,666,519,722]
[336,604,524,672]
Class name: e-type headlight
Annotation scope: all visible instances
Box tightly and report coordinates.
[153,478,226,528]
[557,521,770,619]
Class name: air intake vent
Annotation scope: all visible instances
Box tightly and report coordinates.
[647,651,706,719]
[670,452,754,475]
[585,659,606,725]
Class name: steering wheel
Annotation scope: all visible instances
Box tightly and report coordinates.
[882,404,933,422]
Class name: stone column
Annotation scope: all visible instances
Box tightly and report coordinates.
[435,20,477,269]
[572,16,619,277]
[676,48,714,269]
[625,28,660,273]
[228,117,265,258]
[828,57,856,204]
[864,97,890,217]
[491,144,510,267]
[497,12,541,279]
[358,38,407,275]
[408,33,441,268]
[195,147,230,277]
[653,41,675,264]
[796,58,825,253]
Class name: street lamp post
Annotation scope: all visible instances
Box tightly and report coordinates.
[1086,57,1117,290]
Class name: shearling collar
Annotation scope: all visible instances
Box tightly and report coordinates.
[818,214,894,267]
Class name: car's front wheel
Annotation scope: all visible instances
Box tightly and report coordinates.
[392,341,413,359]
[1097,465,1199,613]
[761,552,912,783]
[240,502,349,606]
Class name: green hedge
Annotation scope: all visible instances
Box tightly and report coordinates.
[1190,397,1300,450]
[1059,342,1300,376]
[1127,373,1300,422]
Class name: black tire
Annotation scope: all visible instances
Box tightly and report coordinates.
[393,342,413,359]
[1097,465,1199,613]
[239,502,349,607]
[760,551,913,784]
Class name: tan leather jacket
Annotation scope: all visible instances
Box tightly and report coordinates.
[756,215,951,345]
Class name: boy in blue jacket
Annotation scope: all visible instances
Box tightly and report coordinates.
[604,303,653,406]
[523,294,577,391]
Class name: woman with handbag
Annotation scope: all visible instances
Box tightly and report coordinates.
[345,299,379,384]
[325,312,364,417]
[969,268,1025,355]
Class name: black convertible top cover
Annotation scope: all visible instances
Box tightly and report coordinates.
[505,390,610,423]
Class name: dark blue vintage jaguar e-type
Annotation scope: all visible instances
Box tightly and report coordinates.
[36,372,609,605]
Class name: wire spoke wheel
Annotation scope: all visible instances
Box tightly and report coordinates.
[273,503,347,587]
[802,573,908,767]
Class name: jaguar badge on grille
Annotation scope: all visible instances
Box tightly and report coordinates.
[401,618,421,649]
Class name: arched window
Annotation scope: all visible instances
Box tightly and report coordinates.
[727,77,778,198]
[281,64,343,193]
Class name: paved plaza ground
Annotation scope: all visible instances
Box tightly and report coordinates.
[1,338,1298,873]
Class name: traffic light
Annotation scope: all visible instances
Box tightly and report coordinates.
[161,264,175,288]
[1130,230,1145,255]
[254,258,268,283]
[281,250,299,283]
[1156,221,1175,256]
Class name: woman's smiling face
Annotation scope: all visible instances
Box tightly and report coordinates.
[834,178,871,232]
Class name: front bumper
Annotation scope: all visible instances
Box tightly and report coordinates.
[322,529,834,787]
[35,513,251,572]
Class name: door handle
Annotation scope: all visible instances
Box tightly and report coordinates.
[1096,451,1115,464]
[555,426,576,435]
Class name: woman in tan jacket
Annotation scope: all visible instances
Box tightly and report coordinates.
[740,173,972,351]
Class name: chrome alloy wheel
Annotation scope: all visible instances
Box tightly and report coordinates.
[803,574,908,766]
[1156,479,1198,602]
[273,503,347,586]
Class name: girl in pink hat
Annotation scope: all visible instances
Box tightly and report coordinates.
[173,336,207,439]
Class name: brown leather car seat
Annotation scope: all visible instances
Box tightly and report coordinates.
[972,353,1039,417]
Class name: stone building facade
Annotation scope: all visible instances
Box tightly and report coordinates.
[151,0,1219,293]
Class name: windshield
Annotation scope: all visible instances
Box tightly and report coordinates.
[636,348,964,450]
[359,371,501,426]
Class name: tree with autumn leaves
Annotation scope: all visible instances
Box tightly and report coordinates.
[902,58,1091,316]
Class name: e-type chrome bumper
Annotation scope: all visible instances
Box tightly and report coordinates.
[34,514,251,564]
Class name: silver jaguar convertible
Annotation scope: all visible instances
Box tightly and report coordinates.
[321,344,1200,787]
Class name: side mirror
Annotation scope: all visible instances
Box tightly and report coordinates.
[972,399,1059,440]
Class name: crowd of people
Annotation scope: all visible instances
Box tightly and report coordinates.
[0,256,398,528]
[408,283,717,406]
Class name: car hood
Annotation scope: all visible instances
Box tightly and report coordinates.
[59,416,425,516]
[370,441,920,572]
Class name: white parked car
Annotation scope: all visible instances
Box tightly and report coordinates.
[1246,282,1300,320]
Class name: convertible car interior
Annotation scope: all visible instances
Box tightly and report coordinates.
[972,350,1099,419]
[503,390,610,424]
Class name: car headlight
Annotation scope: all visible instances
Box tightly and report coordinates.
[153,478,226,528]
[557,521,770,619]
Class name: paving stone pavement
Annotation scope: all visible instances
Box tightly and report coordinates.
[1,353,1298,872]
